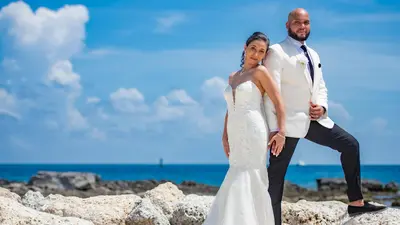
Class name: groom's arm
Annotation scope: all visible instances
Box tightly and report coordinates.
[316,61,329,118]
[262,46,283,132]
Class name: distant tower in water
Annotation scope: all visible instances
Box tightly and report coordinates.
[159,158,163,167]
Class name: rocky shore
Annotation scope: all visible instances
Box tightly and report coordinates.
[1,171,399,207]
[1,171,400,224]
[1,179,399,224]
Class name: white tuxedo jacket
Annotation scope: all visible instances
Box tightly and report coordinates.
[263,37,334,138]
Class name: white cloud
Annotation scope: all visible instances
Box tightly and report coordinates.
[1,58,19,71]
[152,89,200,122]
[370,117,388,132]
[77,48,122,59]
[0,1,90,133]
[328,100,351,121]
[153,95,188,122]
[166,89,197,105]
[47,60,81,89]
[89,79,225,136]
[9,136,31,151]
[201,76,227,100]
[110,88,144,102]
[110,88,148,113]
[87,97,101,104]
[335,0,375,5]
[154,12,186,33]
[129,80,224,133]
[0,1,88,60]
[46,60,86,131]
[0,88,19,119]
[333,13,400,23]
[45,120,59,130]
[96,108,109,120]
[312,7,400,24]
[313,40,400,91]
[76,46,241,84]
[89,128,106,140]
[66,103,88,131]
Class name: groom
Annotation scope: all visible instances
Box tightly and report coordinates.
[263,8,386,225]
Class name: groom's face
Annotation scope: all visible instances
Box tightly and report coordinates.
[286,12,310,41]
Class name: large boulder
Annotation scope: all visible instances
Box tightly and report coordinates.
[126,182,186,225]
[143,182,185,219]
[282,200,348,225]
[170,194,214,225]
[282,200,399,225]
[0,186,21,202]
[28,171,100,191]
[126,198,170,225]
[21,190,141,225]
[384,181,399,192]
[345,207,400,225]
[317,178,386,192]
[0,196,94,225]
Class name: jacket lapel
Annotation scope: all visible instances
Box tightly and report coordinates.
[292,49,313,91]
[282,38,314,91]
[282,38,313,91]
[308,50,319,94]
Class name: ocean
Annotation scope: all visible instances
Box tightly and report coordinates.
[1,164,399,189]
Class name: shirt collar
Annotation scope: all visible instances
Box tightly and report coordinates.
[287,36,307,49]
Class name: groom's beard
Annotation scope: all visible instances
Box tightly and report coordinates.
[288,28,310,42]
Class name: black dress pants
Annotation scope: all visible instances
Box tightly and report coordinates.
[268,121,363,225]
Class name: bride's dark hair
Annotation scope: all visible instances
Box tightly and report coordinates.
[240,31,270,67]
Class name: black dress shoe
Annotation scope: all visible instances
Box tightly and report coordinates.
[348,201,387,216]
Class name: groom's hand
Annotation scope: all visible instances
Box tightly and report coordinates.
[309,101,325,120]
[268,131,278,155]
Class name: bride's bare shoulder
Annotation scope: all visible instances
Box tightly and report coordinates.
[228,71,238,82]
[253,65,270,78]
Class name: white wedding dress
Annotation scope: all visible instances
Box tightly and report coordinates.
[203,80,275,225]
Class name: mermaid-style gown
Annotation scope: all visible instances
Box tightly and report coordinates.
[203,80,275,225]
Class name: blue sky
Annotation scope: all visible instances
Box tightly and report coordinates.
[0,0,399,164]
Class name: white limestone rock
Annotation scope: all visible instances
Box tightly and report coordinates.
[143,182,185,219]
[171,194,214,225]
[126,198,170,225]
[21,191,141,225]
[282,200,349,225]
[344,203,400,225]
[0,187,21,202]
[0,196,94,225]
[21,190,46,210]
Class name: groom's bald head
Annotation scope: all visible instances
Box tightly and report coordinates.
[286,8,311,42]
[288,8,309,22]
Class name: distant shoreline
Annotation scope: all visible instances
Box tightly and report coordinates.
[1,164,399,188]
[1,163,399,166]
[1,170,399,207]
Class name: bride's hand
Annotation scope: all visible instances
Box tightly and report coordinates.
[268,132,285,156]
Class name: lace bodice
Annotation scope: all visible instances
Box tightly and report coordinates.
[223,80,268,169]
[224,80,263,113]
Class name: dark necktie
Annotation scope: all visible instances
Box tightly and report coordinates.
[300,45,314,83]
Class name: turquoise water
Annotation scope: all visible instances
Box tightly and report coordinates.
[1,164,399,189]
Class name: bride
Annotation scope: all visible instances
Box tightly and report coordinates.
[203,32,286,225]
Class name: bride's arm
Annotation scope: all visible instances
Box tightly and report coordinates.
[256,67,286,135]
[256,66,286,154]
[222,111,229,158]
[221,72,236,158]
[262,47,282,133]
[256,66,285,135]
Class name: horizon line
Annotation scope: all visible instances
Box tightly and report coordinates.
[0,162,399,166]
